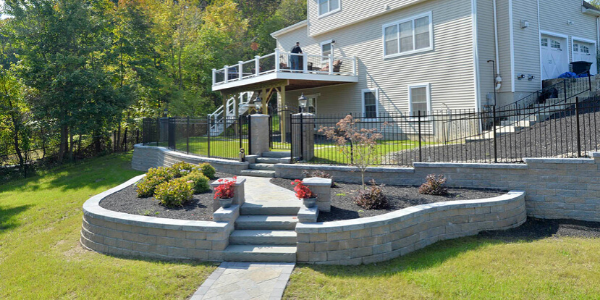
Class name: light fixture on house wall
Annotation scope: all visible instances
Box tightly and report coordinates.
[520,20,529,29]
[567,20,575,26]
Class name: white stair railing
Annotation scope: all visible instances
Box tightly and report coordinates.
[208,91,255,136]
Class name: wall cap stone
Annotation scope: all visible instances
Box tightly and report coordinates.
[82,174,229,232]
[523,157,595,164]
[414,162,528,169]
[295,191,525,233]
[274,163,415,173]
[303,178,333,186]
[590,152,600,158]
[134,144,249,167]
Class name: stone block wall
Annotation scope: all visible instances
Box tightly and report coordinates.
[132,144,248,174]
[80,175,233,261]
[277,152,600,222]
[295,191,526,265]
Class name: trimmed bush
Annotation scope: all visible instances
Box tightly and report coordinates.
[136,167,174,197]
[183,171,210,194]
[355,180,389,210]
[154,177,194,207]
[170,161,198,178]
[419,174,448,195]
[199,163,216,179]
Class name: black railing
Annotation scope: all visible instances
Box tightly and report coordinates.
[269,108,297,150]
[289,96,600,166]
[142,116,250,161]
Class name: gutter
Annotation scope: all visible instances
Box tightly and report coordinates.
[270,20,308,38]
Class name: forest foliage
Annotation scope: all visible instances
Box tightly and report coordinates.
[0,0,305,168]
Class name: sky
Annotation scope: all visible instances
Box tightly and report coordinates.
[0,0,7,20]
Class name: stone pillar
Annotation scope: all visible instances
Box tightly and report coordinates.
[249,114,270,156]
[211,177,246,212]
[303,178,332,212]
[291,113,315,161]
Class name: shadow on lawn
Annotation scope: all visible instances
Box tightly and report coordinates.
[299,218,600,277]
[0,205,32,231]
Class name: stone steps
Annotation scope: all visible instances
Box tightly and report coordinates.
[223,245,297,262]
[239,169,276,178]
[261,151,291,158]
[255,157,281,164]
[235,215,298,230]
[248,163,275,170]
[229,230,297,245]
[241,202,300,215]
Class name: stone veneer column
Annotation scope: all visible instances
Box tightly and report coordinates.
[211,178,246,212]
[249,114,270,156]
[291,113,315,161]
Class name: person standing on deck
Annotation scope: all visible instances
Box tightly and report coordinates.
[290,42,303,71]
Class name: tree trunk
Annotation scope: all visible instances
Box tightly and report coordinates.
[69,130,74,161]
[58,125,68,163]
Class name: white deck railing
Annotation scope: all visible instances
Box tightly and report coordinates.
[212,49,357,86]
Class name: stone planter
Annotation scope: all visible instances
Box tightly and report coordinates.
[219,198,233,208]
[302,197,317,208]
[302,178,333,212]
[210,178,246,212]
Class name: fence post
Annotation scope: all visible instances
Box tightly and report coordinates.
[563,79,568,101]
[418,111,422,162]
[575,97,582,158]
[207,116,211,157]
[290,113,295,163]
[136,128,139,145]
[299,113,304,161]
[238,116,243,152]
[493,105,498,163]
[156,117,159,147]
[255,56,260,76]
[589,72,593,92]
[186,116,190,154]
[268,114,273,149]
[248,115,252,155]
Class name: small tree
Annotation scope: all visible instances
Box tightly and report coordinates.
[319,115,387,188]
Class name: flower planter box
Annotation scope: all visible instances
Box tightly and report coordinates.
[210,178,246,212]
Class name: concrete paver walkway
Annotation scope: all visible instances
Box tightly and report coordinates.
[190,262,295,300]
[240,176,297,203]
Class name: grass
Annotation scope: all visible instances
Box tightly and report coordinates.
[0,153,217,299]
[285,236,600,299]
[310,140,436,165]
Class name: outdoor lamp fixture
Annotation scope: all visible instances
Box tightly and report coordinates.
[254,97,263,114]
[298,93,308,113]
[163,107,168,118]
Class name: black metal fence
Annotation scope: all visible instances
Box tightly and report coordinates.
[269,108,297,150]
[142,116,250,160]
[290,96,600,166]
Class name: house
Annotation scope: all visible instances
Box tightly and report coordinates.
[211,0,600,137]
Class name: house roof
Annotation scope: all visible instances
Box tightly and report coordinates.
[583,1,600,12]
[270,20,308,38]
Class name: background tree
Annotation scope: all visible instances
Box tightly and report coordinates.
[0,67,31,171]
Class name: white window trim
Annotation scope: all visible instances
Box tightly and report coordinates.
[571,36,597,74]
[382,11,434,59]
[408,83,432,119]
[318,0,341,18]
[361,88,379,120]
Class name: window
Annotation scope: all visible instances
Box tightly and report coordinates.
[541,38,548,47]
[383,12,433,57]
[573,43,579,52]
[551,40,561,49]
[581,45,590,54]
[408,83,431,117]
[362,89,379,119]
[319,0,340,16]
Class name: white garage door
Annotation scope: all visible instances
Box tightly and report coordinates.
[573,41,597,75]
[541,35,569,80]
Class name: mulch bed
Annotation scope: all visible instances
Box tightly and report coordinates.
[480,218,600,239]
[270,178,505,222]
[99,172,234,221]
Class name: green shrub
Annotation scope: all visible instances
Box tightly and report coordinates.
[419,174,448,195]
[199,163,216,179]
[170,161,198,178]
[183,171,210,194]
[355,180,389,210]
[136,167,174,197]
[154,177,194,207]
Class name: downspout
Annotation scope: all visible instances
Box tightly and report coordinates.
[493,0,502,90]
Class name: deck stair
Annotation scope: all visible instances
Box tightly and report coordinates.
[466,78,595,143]
[208,91,255,136]
[240,151,292,178]
[223,198,300,262]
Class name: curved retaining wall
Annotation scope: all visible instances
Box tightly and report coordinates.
[295,191,526,265]
[131,144,248,174]
[80,175,233,261]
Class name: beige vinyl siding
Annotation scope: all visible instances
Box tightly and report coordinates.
[308,0,425,37]
[512,0,541,93]
[540,0,597,64]
[476,0,497,106]
[278,0,476,116]
[496,0,513,95]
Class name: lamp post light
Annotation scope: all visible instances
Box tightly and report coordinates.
[254,97,263,114]
[298,93,308,113]
[163,107,168,118]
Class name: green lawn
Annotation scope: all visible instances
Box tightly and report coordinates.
[310,140,435,165]
[0,153,217,299]
[285,236,600,299]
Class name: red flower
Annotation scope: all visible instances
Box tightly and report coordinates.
[291,180,316,199]
[214,178,236,199]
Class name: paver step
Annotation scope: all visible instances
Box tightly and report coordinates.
[261,151,291,158]
[239,169,276,178]
[223,245,297,262]
[241,202,300,215]
[235,215,298,230]
[248,163,275,170]
[255,157,281,164]
[229,230,297,245]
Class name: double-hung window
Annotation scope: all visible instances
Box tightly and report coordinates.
[362,89,379,119]
[383,12,433,58]
[319,0,340,17]
[408,83,431,117]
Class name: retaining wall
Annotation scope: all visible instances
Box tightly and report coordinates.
[296,191,526,265]
[80,175,233,261]
[131,144,248,174]
[277,152,600,222]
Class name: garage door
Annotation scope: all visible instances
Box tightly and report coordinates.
[573,41,596,75]
[541,35,569,80]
